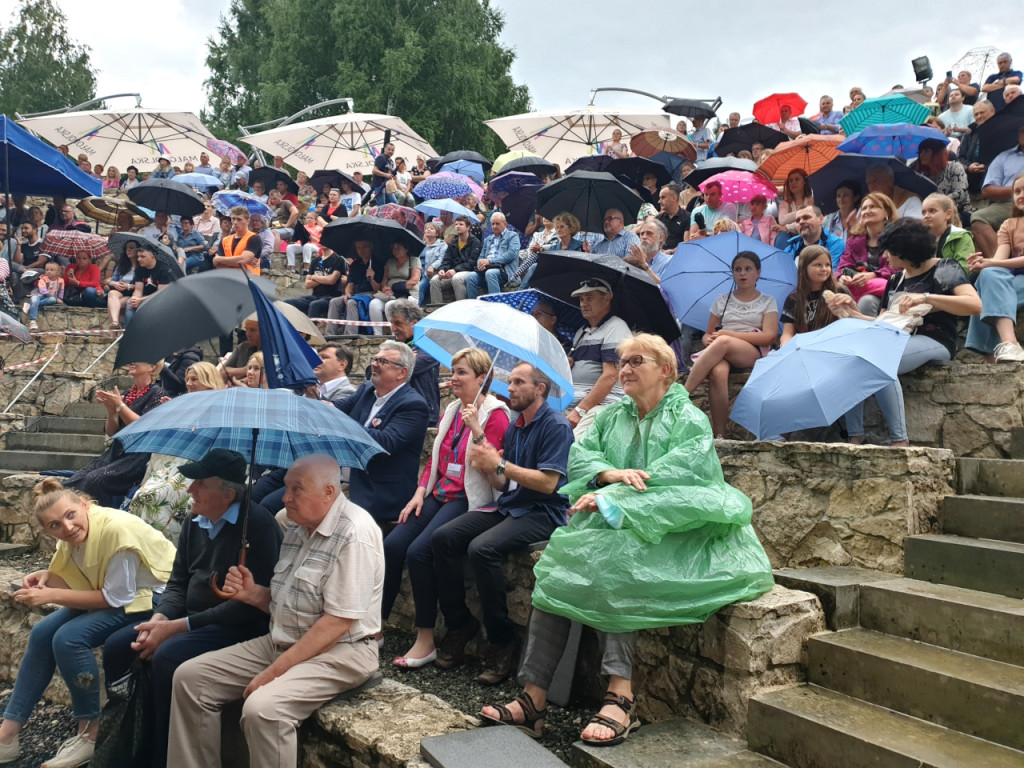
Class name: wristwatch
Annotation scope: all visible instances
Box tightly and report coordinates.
[115,403,124,414]
[495,458,507,476]
[472,434,487,445]
[573,406,588,418]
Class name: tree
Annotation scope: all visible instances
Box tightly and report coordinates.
[0,0,97,116]
[202,0,530,157]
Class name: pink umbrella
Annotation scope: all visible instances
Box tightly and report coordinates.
[699,171,778,204]
[430,171,485,201]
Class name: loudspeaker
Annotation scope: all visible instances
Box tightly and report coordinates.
[912,56,933,83]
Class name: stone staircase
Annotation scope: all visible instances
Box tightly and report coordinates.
[0,401,108,480]
[747,456,1024,768]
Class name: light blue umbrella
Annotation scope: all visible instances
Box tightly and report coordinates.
[729,318,910,439]
[414,198,478,219]
[174,172,223,190]
[414,299,574,410]
[439,159,485,182]
[211,190,274,218]
[838,123,948,158]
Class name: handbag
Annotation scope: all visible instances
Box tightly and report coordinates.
[92,659,154,768]
[875,278,932,334]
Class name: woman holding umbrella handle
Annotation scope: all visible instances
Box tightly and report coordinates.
[684,252,779,438]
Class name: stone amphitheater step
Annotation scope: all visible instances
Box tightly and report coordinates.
[63,402,108,419]
[941,494,1024,544]
[858,577,1024,666]
[28,416,106,436]
[807,628,1024,751]
[957,457,1024,497]
[904,533,1024,599]
[4,431,107,454]
[0,450,95,472]
[748,685,1024,768]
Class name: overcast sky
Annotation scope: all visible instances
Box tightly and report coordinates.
[3,0,1024,136]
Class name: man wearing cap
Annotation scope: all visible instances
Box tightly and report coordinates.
[566,278,631,439]
[101,449,283,768]
[151,157,176,180]
[168,454,384,768]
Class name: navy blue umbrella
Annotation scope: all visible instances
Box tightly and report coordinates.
[248,278,320,391]
[808,154,937,214]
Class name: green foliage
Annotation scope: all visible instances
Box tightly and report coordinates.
[0,0,97,116]
[202,0,530,157]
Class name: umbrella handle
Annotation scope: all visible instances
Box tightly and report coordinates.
[208,547,249,598]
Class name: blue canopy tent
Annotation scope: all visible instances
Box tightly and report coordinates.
[0,116,102,198]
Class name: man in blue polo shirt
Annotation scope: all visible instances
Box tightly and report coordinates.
[784,205,846,269]
[971,123,1024,259]
[432,362,574,686]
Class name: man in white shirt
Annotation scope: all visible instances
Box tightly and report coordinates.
[689,116,714,161]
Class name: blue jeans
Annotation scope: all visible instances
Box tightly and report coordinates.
[382,495,468,626]
[284,294,333,318]
[184,254,206,272]
[465,268,506,298]
[3,605,145,722]
[28,294,57,320]
[845,334,950,442]
[418,273,432,306]
[65,287,105,308]
[965,267,1024,354]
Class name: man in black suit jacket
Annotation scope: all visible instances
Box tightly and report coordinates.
[336,339,429,524]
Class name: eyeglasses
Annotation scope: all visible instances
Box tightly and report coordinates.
[614,354,656,371]
[370,356,407,369]
[604,215,623,221]
[531,309,556,319]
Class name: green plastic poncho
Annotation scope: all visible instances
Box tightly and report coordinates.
[531,383,774,633]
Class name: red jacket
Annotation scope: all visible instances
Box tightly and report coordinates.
[64,262,101,290]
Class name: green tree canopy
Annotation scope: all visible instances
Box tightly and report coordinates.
[202,0,530,158]
[0,0,97,116]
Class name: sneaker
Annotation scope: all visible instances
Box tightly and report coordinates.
[0,736,19,764]
[42,733,95,768]
[994,341,1024,363]
[21,302,29,315]
[475,638,521,686]
[28,321,38,331]
[434,615,480,670]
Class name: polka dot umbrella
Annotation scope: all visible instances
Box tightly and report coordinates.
[698,170,778,204]
[837,123,948,160]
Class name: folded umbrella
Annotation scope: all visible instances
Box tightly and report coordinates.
[683,157,758,189]
[127,177,206,217]
[439,160,485,183]
[840,94,931,136]
[479,289,586,348]
[752,93,808,125]
[0,313,33,344]
[434,149,492,172]
[413,299,574,410]
[320,214,425,277]
[699,171,778,203]
[211,190,274,218]
[246,278,319,391]
[838,123,948,159]
[730,318,910,439]
[76,196,151,227]
[535,171,644,232]
[39,231,112,262]
[714,124,790,157]
[755,136,843,185]
[250,166,299,195]
[530,251,680,342]
[808,154,936,214]
[114,270,276,367]
[659,232,797,331]
[629,128,697,162]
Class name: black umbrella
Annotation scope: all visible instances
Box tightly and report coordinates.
[975,97,1024,167]
[320,214,426,277]
[530,251,681,342]
[500,185,540,232]
[424,156,444,173]
[607,157,672,190]
[126,177,206,217]
[798,117,821,136]
[564,156,613,175]
[114,270,277,368]
[496,155,557,178]
[107,232,184,279]
[535,171,645,232]
[809,154,937,215]
[662,99,717,121]
[308,168,364,195]
[683,157,759,188]
[250,166,299,195]
[434,149,492,171]
[714,125,789,157]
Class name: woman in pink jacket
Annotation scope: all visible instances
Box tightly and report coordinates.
[835,193,900,316]
[739,195,776,243]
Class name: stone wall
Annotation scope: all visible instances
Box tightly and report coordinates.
[688,362,1022,457]
[0,371,101,424]
[718,441,955,574]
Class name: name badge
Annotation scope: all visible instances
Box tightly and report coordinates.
[445,462,463,479]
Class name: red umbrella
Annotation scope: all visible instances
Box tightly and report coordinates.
[753,93,808,125]
[40,230,113,262]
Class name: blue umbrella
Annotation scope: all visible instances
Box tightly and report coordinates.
[412,174,475,201]
[414,299,574,410]
[730,319,910,439]
[247,279,320,391]
[211,190,274,218]
[486,170,543,202]
[660,232,797,331]
[838,123,948,159]
[479,289,585,346]
[649,151,686,183]
[174,172,223,190]
[808,154,937,215]
[839,94,931,136]
[439,160,485,182]
[414,198,478,219]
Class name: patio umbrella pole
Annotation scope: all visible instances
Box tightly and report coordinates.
[76,334,122,374]
[209,426,260,598]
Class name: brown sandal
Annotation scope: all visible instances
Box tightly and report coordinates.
[580,691,640,747]
[479,690,546,739]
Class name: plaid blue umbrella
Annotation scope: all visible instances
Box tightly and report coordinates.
[248,278,320,391]
[838,123,948,159]
[211,190,274,218]
[116,388,384,469]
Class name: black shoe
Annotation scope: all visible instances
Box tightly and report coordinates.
[434,616,480,669]
[475,638,521,686]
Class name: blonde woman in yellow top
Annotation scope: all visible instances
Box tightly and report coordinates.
[0,479,175,768]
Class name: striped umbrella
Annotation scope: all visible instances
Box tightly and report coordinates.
[40,230,112,262]
[629,128,697,162]
[839,94,931,136]
[756,135,844,185]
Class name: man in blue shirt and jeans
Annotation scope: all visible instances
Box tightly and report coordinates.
[432,362,574,686]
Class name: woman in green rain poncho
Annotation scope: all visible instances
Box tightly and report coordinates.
[480,333,773,747]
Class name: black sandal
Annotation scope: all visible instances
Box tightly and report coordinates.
[580,691,640,747]
[479,690,546,739]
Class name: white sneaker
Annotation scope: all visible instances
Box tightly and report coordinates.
[42,733,95,768]
[21,302,29,315]
[28,320,38,331]
[0,736,19,764]
[994,341,1024,363]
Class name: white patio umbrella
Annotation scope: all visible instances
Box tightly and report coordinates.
[484,106,672,169]
[240,112,438,175]
[17,109,218,172]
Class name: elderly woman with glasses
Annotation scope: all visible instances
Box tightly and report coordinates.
[481,333,773,746]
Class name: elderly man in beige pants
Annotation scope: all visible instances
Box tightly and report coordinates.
[167,454,384,768]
